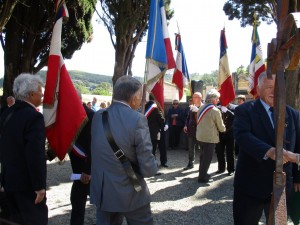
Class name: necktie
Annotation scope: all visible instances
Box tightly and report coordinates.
[269,107,275,127]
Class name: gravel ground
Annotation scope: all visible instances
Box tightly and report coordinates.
[46,149,293,225]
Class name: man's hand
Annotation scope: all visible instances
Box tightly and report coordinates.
[266,148,291,164]
[190,105,198,112]
[80,173,91,184]
[183,126,187,133]
[265,147,276,160]
[164,124,169,131]
[35,189,46,204]
[294,183,300,192]
[221,106,228,113]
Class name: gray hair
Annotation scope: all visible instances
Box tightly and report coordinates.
[13,73,44,101]
[257,72,267,88]
[205,89,220,103]
[113,76,142,103]
[257,72,275,88]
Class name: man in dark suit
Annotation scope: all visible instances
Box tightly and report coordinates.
[0,73,47,225]
[215,104,235,176]
[145,95,167,167]
[167,99,184,149]
[69,91,94,225]
[233,72,300,224]
[90,76,158,225]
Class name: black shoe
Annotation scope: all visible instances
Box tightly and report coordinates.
[215,170,225,174]
[183,164,194,170]
[155,172,162,176]
[227,171,234,176]
[198,178,212,183]
[198,175,211,183]
[161,164,168,168]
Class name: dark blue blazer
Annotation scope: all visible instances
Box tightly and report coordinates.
[145,101,164,141]
[233,99,300,199]
[0,100,46,192]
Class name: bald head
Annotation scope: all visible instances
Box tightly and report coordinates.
[192,92,202,106]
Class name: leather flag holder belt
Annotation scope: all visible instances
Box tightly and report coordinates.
[102,110,142,192]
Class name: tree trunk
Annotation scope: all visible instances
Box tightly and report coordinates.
[286,70,300,110]
[3,6,23,100]
[112,46,126,85]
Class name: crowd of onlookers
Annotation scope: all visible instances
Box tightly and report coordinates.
[1,72,300,225]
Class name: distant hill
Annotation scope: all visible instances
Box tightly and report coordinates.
[0,71,144,89]
[0,70,206,91]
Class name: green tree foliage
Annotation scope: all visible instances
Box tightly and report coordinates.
[1,0,96,103]
[223,0,276,27]
[92,82,112,95]
[200,70,218,88]
[74,82,91,94]
[223,0,300,109]
[96,0,173,85]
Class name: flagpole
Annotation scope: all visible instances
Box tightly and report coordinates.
[141,60,149,114]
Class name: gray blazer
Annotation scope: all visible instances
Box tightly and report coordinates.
[90,101,158,212]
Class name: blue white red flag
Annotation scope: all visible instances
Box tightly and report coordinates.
[172,33,189,100]
[145,0,175,111]
[43,0,87,160]
[248,25,266,98]
[218,28,235,106]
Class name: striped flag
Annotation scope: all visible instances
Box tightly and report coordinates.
[43,0,87,161]
[145,0,175,111]
[218,28,235,106]
[172,33,189,100]
[248,24,266,97]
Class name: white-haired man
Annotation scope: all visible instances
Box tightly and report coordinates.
[196,89,225,183]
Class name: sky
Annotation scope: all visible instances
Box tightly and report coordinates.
[0,0,277,78]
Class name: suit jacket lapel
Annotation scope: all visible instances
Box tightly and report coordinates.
[254,100,275,145]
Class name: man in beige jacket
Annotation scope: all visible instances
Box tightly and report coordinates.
[196,89,225,183]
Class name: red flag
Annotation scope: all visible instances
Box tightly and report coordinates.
[150,78,164,110]
[43,1,87,160]
[218,29,235,106]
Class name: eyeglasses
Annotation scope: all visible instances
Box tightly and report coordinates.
[173,103,178,105]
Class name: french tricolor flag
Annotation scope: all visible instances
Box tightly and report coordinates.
[172,33,189,100]
[248,24,265,98]
[145,0,175,111]
[218,28,235,106]
[43,0,87,160]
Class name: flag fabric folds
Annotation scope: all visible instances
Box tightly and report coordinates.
[172,34,189,100]
[218,29,235,106]
[43,0,87,161]
[248,24,266,97]
[145,0,175,111]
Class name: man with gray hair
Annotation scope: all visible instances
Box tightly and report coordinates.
[0,73,48,224]
[196,89,225,183]
[233,72,300,224]
[90,76,158,225]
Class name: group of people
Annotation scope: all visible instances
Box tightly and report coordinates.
[87,97,110,111]
[0,72,300,225]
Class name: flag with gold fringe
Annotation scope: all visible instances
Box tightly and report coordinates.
[43,0,87,160]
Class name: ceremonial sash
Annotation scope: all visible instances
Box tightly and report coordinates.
[72,144,87,158]
[145,103,157,118]
[197,104,214,125]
